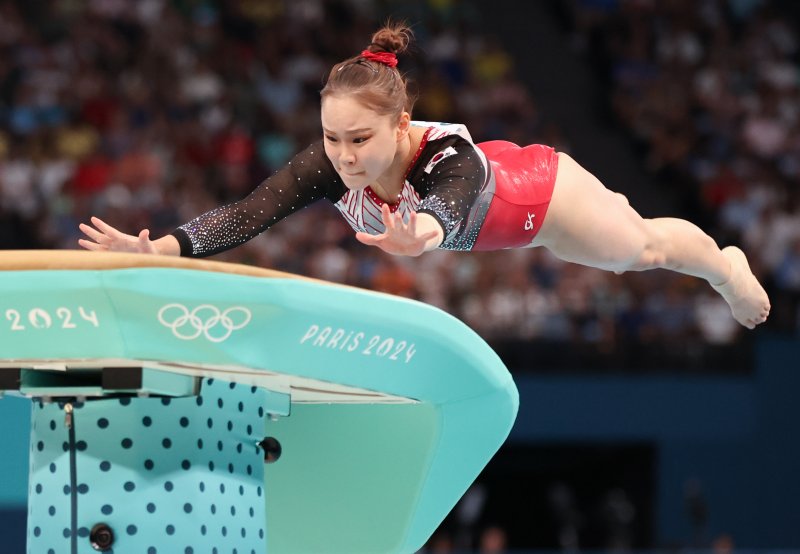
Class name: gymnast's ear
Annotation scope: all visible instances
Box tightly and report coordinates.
[396,111,411,142]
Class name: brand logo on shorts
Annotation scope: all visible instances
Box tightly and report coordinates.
[524,212,535,231]
[157,303,251,342]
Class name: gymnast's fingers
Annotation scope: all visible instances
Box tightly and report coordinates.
[138,229,159,254]
[381,204,396,232]
[90,216,123,238]
[78,238,107,251]
[79,223,109,244]
[394,211,405,232]
[408,211,418,235]
[355,232,382,245]
[421,230,439,242]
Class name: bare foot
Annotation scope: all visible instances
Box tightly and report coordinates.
[711,246,770,329]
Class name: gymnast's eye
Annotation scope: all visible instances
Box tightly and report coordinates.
[325,135,338,143]
[353,136,370,144]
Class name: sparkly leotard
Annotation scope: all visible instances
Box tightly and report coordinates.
[172,122,559,255]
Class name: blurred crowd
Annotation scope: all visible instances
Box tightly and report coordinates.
[0,0,792,366]
[567,0,800,334]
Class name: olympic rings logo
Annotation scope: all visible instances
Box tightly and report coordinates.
[157,304,252,343]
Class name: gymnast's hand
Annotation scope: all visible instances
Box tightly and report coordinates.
[78,216,160,254]
[355,204,442,257]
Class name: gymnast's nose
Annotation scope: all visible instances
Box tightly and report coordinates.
[339,144,356,166]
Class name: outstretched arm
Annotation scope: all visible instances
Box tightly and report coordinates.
[79,142,339,258]
[355,204,443,256]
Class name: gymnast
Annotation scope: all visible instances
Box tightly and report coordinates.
[79,22,770,329]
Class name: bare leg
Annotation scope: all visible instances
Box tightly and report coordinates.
[531,153,770,328]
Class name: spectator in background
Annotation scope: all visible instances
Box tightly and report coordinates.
[478,525,508,554]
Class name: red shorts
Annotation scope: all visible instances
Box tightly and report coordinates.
[472,141,559,251]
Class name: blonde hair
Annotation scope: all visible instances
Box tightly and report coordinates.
[321,22,417,119]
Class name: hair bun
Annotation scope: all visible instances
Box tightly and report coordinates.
[368,22,412,55]
[321,20,417,118]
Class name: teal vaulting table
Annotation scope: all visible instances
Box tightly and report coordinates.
[0,250,519,554]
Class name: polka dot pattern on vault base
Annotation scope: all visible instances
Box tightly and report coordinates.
[28,378,269,553]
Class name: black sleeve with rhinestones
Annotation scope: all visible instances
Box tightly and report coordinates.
[411,136,486,242]
[172,142,345,257]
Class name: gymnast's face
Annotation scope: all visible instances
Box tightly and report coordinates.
[321,95,406,190]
